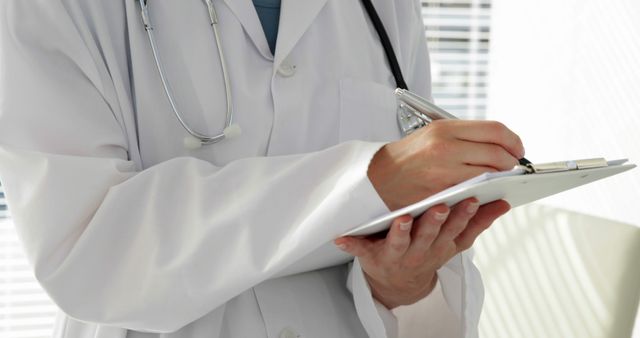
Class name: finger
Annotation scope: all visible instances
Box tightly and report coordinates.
[434,120,525,159]
[335,236,377,259]
[432,198,480,246]
[380,215,414,263]
[455,200,511,251]
[457,141,520,171]
[403,204,449,262]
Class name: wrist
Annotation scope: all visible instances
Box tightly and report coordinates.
[367,144,401,211]
[365,272,438,309]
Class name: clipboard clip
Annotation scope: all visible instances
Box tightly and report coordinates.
[519,158,609,174]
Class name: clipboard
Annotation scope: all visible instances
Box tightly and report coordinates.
[275,158,635,277]
[343,158,636,236]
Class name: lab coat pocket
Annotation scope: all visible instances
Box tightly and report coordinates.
[338,78,401,142]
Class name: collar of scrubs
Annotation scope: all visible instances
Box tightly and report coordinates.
[252,0,281,54]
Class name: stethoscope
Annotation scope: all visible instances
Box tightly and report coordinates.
[138,0,429,150]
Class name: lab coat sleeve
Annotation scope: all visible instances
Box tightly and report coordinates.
[440,249,484,338]
[0,1,391,333]
[347,258,398,338]
[344,1,483,337]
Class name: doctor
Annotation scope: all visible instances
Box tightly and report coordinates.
[0,0,523,337]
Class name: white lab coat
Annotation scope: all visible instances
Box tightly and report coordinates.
[0,0,483,337]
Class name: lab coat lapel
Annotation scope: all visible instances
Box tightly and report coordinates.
[274,0,329,67]
[221,0,273,59]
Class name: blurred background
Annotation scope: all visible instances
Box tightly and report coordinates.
[400,0,640,337]
[1,0,639,337]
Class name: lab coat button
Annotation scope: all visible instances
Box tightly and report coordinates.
[279,327,300,338]
[277,63,297,77]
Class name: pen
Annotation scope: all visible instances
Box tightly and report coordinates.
[395,88,532,166]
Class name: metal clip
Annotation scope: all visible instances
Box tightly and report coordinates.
[522,158,608,174]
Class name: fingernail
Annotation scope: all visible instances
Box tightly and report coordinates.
[336,243,348,251]
[467,202,480,214]
[434,211,449,221]
[399,220,412,231]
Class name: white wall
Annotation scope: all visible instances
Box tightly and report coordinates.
[487,0,640,226]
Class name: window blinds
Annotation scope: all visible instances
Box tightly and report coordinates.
[0,183,58,338]
[422,0,491,120]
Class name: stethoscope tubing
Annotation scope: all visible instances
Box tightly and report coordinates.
[205,0,234,131]
[359,0,408,91]
[140,0,233,145]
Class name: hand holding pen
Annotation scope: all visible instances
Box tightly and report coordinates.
[395,88,532,166]
[364,89,527,210]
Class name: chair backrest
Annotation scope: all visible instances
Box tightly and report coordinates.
[393,204,640,338]
[474,204,640,338]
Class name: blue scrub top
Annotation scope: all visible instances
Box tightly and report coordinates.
[252,0,281,55]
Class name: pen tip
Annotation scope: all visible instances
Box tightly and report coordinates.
[518,158,532,166]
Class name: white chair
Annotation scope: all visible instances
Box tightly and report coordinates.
[394,204,640,338]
